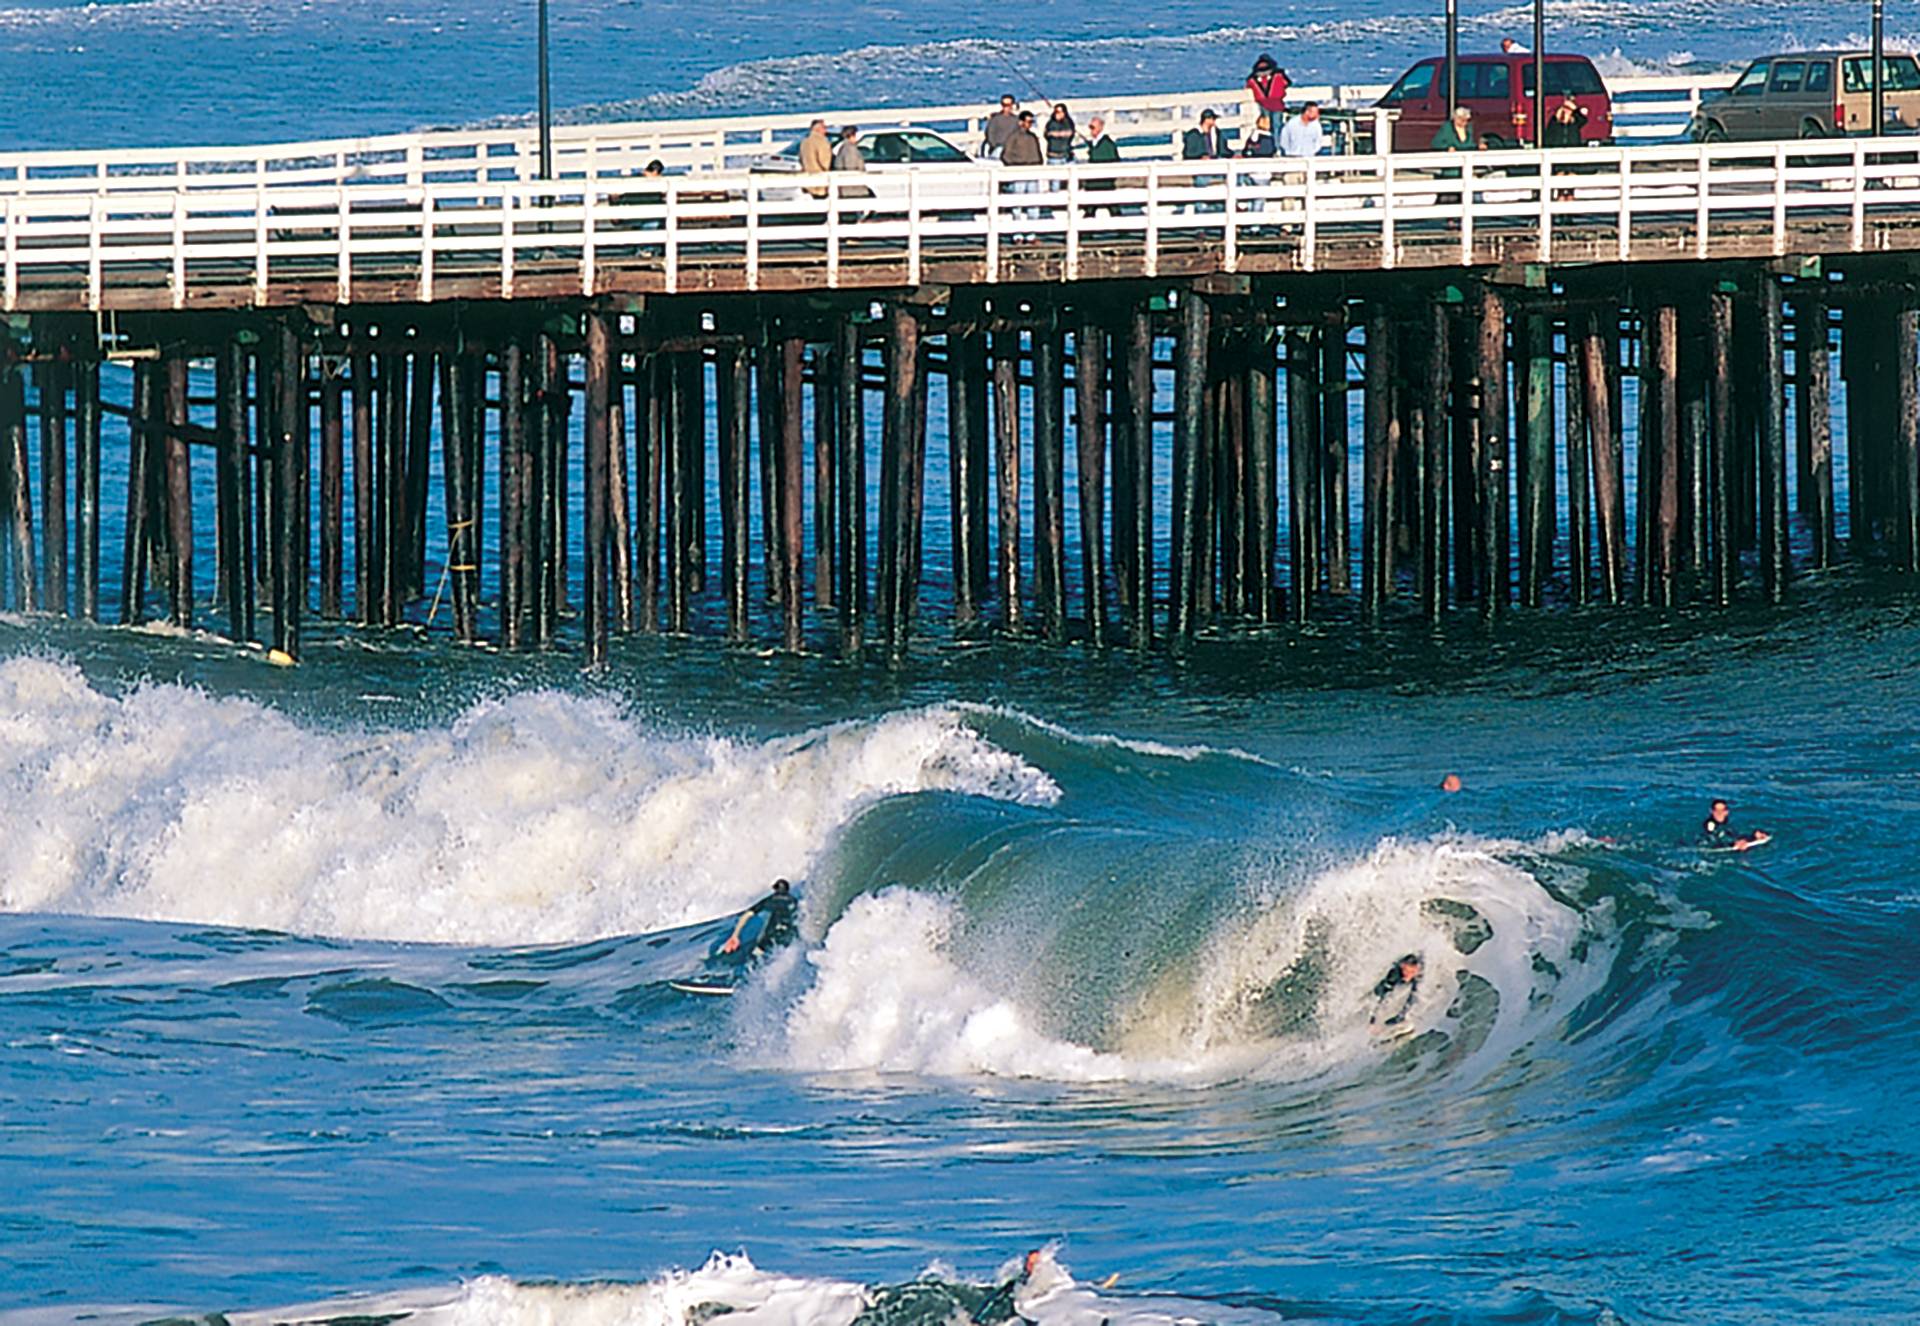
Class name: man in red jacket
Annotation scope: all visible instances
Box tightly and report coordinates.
[1247,53,1291,118]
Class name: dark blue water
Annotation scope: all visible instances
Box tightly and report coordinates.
[4,4,1919,1325]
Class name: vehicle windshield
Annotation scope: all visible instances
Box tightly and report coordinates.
[1522,63,1608,97]
[1380,62,1435,106]
[863,131,968,163]
[1732,60,1771,96]
[1843,55,1920,93]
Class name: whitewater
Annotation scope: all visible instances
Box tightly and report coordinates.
[4,2,1920,1323]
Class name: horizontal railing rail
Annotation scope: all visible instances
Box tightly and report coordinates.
[4,132,1915,311]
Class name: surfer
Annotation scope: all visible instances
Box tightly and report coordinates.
[1699,799,1770,852]
[972,1249,1043,1326]
[1371,954,1423,1027]
[719,878,799,956]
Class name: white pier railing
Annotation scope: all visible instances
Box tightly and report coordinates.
[4,132,1916,312]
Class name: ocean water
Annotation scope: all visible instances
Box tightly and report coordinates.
[4,3,1920,1325]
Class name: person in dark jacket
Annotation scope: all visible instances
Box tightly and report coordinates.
[983,94,1021,158]
[1240,113,1277,157]
[1182,109,1230,160]
[1246,53,1291,117]
[1044,103,1077,163]
[1432,105,1478,151]
[1542,95,1588,148]
[1085,115,1119,164]
[1001,110,1045,166]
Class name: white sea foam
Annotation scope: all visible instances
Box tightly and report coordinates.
[770,834,1608,1087]
[0,656,1057,945]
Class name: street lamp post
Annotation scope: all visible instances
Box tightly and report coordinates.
[1445,0,1459,116]
[1873,0,1887,138]
[538,0,553,181]
[1532,0,1546,146]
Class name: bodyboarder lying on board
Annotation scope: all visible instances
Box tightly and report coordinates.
[719,878,799,956]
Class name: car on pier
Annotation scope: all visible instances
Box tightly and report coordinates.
[1690,50,1920,140]
[751,127,993,209]
[1374,52,1613,151]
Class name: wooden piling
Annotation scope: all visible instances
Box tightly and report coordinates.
[1033,325,1067,642]
[1321,310,1351,597]
[1759,279,1790,600]
[162,355,194,628]
[1707,290,1736,603]
[665,353,689,632]
[758,338,782,604]
[1173,294,1210,643]
[584,311,612,664]
[1898,306,1920,573]
[883,306,921,655]
[812,344,836,610]
[836,318,866,651]
[1648,304,1681,607]
[1246,323,1277,623]
[719,345,752,643]
[1420,301,1450,622]
[1075,319,1109,643]
[379,351,405,627]
[781,335,807,651]
[272,326,306,658]
[637,353,662,632]
[1216,333,1245,619]
[1362,308,1393,619]
[319,360,345,617]
[406,349,432,600]
[1285,325,1319,623]
[75,359,102,623]
[1521,313,1554,608]
[1126,304,1154,647]
[501,341,528,650]
[1579,311,1624,605]
[351,350,375,623]
[1476,287,1509,614]
[36,362,67,615]
[1564,318,1591,607]
[991,329,1023,633]
[2,367,33,611]
[119,364,154,624]
[948,326,982,628]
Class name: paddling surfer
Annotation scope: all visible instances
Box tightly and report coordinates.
[719,878,800,955]
[1699,799,1770,852]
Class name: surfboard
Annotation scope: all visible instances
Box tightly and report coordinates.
[668,976,738,997]
[1701,832,1772,854]
[1370,983,1417,1037]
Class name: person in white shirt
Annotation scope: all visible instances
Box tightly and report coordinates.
[1278,102,1327,157]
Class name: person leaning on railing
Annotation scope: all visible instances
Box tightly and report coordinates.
[1431,106,1477,208]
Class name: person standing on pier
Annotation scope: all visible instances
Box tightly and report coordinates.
[1044,104,1078,163]
[983,94,1021,159]
[1432,105,1478,151]
[1278,103,1326,157]
[833,124,866,172]
[1085,115,1119,164]
[800,118,833,198]
[1542,95,1588,148]
[1182,108,1230,159]
[1000,110,1046,231]
[1246,54,1291,120]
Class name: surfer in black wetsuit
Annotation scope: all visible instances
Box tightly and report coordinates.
[719,878,799,956]
[1699,799,1770,852]
[972,1249,1042,1326]
[1371,954,1423,1026]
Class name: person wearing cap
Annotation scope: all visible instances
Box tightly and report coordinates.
[719,879,800,956]
[1182,108,1231,160]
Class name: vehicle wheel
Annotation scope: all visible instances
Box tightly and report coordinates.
[1700,122,1727,144]
[1800,120,1827,139]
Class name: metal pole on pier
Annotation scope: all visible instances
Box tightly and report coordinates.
[1445,0,1459,117]
[1873,0,1887,139]
[537,0,553,180]
[1532,0,1546,147]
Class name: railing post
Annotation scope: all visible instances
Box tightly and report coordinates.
[1459,159,1474,264]
[1853,140,1867,251]
[1381,156,1396,268]
[1696,143,1711,259]
[254,184,268,301]
[664,180,679,294]
[1772,142,1787,256]
[1616,149,1632,262]
[3,196,15,312]
[1539,150,1553,265]
[582,181,597,297]
[419,191,434,302]
[1302,159,1317,272]
[908,168,923,287]
[171,191,186,308]
[501,189,515,299]
[745,175,760,290]
[827,180,841,288]
[1145,168,1159,279]
[336,184,351,304]
[1065,167,1080,282]
[984,170,1000,283]
[1225,161,1240,272]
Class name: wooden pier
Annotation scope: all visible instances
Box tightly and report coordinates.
[1,84,1918,663]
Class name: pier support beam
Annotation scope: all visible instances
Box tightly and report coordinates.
[1075,317,1109,643]
[1759,279,1790,600]
[1708,289,1736,603]
[992,329,1022,634]
[1173,293,1210,644]
[836,319,866,652]
[1126,303,1155,648]
[438,350,476,644]
[1898,306,1920,574]
[1362,308,1393,619]
[1581,310,1625,605]
[1420,301,1450,622]
[1033,324,1067,642]
[584,311,613,665]
[1799,295,1834,569]
[352,350,374,623]
[164,355,194,628]
[272,326,307,658]
[319,359,344,618]
[1285,323,1319,623]
[75,359,102,623]
[1645,304,1680,608]
[501,341,528,650]
[36,361,67,615]
[780,336,807,652]
[1322,310,1351,597]
[948,325,983,629]
[719,344,751,644]
[2,366,33,612]
[1247,322,1277,623]
[1476,286,1509,614]
[1520,312,1554,608]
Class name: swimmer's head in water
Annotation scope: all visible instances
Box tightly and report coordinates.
[1710,800,1729,822]
[1440,774,1463,793]
[772,879,791,895]
[1399,954,1423,979]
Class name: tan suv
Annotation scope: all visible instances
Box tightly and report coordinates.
[1692,50,1920,140]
